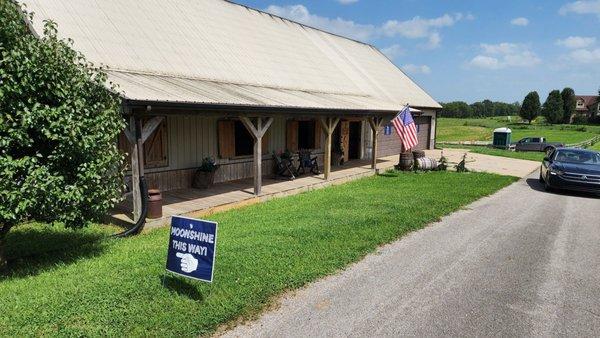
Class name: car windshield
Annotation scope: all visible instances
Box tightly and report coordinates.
[554,150,600,165]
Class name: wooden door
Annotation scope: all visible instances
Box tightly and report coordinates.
[413,116,431,150]
[340,120,350,162]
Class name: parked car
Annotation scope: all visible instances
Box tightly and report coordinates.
[514,137,564,152]
[539,148,600,195]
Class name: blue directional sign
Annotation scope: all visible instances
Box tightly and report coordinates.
[166,216,218,283]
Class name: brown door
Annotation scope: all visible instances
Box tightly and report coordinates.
[413,116,431,150]
[348,121,362,160]
[340,121,350,162]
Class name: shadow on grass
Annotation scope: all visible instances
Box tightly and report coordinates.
[377,172,400,178]
[1,225,110,280]
[161,275,204,301]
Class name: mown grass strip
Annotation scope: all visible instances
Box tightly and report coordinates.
[437,117,600,144]
[1,171,517,337]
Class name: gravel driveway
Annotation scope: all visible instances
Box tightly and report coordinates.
[221,173,600,337]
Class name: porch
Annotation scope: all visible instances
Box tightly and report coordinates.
[111,155,399,229]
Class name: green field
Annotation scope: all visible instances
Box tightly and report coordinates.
[437,116,600,145]
[0,172,516,337]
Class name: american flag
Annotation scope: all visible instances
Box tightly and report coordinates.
[391,105,418,151]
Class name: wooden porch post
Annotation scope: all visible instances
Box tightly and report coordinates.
[240,116,274,195]
[367,117,385,170]
[124,113,164,222]
[128,115,141,221]
[319,117,340,180]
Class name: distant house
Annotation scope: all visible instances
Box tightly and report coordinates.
[574,95,599,120]
[22,0,441,219]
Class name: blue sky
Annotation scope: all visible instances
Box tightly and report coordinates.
[236,0,600,104]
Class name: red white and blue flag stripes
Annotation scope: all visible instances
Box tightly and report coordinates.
[391,105,418,151]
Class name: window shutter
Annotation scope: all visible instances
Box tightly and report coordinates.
[218,120,235,158]
[313,120,322,150]
[144,119,168,168]
[262,129,270,153]
[286,120,298,151]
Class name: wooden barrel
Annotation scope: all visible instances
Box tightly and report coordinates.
[412,150,426,159]
[396,152,414,171]
[416,157,438,171]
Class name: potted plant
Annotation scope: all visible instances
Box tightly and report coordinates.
[193,157,220,189]
[281,149,294,161]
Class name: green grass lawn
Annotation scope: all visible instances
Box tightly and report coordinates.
[0,171,516,337]
[437,116,600,144]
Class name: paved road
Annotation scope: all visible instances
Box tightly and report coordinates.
[426,149,541,178]
[222,174,600,337]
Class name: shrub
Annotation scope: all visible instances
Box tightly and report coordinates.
[0,2,125,267]
[571,115,588,125]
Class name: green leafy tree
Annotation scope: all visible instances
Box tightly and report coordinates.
[519,91,541,124]
[560,88,576,124]
[441,100,520,118]
[542,90,564,124]
[0,1,125,268]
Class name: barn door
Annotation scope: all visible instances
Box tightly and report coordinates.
[143,118,168,168]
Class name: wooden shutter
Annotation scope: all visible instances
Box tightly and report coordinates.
[340,120,350,162]
[262,129,270,153]
[218,120,235,158]
[144,119,168,168]
[286,120,298,151]
[313,120,322,150]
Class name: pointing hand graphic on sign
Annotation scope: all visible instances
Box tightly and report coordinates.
[176,253,199,273]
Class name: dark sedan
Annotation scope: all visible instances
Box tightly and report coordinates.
[540,148,600,195]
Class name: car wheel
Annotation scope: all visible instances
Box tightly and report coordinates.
[539,170,544,183]
[544,178,552,192]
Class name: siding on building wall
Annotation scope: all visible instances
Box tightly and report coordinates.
[144,115,286,174]
[139,111,436,191]
[142,115,327,191]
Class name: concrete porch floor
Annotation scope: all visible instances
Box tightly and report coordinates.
[110,154,400,229]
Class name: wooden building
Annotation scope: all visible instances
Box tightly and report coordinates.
[23,0,441,219]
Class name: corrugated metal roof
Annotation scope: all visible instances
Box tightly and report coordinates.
[21,0,441,111]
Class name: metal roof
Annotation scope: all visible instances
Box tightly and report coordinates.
[21,0,442,111]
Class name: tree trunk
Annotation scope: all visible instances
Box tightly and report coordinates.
[0,225,12,271]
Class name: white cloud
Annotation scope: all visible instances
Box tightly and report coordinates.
[559,0,600,18]
[265,5,466,48]
[265,5,375,41]
[381,13,460,39]
[510,17,529,26]
[421,32,441,49]
[468,43,541,69]
[556,36,596,49]
[337,0,358,4]
[469,55,501,69]
[480,42,520,54]
[381,44,404,59]
[568,48,600,63]
[402,64,431,74]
